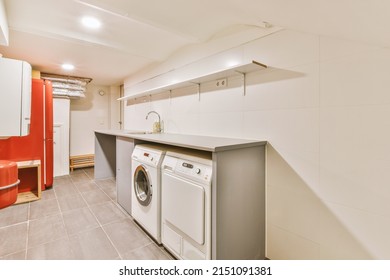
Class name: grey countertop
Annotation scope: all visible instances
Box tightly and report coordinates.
[95,129,266,152]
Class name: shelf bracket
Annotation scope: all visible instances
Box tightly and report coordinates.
[190,82,201,101]
[196,83,201,101]
[236,71,246,96]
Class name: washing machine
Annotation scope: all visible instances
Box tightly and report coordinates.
[131,144,166,243]
[161,149,212,260]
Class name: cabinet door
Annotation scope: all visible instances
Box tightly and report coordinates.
[21,61,32,135]
[116,136,134,215]
[0,58,31,136]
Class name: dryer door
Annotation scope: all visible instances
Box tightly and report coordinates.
[133,165,152,206]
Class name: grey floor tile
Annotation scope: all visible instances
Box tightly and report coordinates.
[97,179,117,200]
[102,187,117,201]
[41,188,56,200]
[82,189,111,206]
[0,203,29,228]
[70,173,91,184]
[57,193,87,212]
[103,219,152,255]
[0,222,28,257]
[0,250,26,260]
[69,228,119,260]
[54,184,78,198]
[95,178,116,189]
[0,167,174,260]
[28,214,67,248]
[69,168,86,175]
[89,201,128,225]
[29,199,60,220]
[62,207,99,235]
[121,243,173,260]
[27,238,75,260]
[53,176,72,186]
[83,167,94,179]
[74,181,100,193]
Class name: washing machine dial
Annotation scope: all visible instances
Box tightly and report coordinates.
[195,168,201,174]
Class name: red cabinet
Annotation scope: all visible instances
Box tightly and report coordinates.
[0,79,53,199]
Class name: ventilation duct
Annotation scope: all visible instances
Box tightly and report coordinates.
[41,73,92,99]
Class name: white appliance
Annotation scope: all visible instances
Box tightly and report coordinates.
[161,150,212,260]
[131,144,166,243]
[0,57,32,137]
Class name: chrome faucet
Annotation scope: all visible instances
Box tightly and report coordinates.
[146,111,162,133]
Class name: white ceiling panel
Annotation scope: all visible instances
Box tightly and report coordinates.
[4,29,154,86]
[1,0,390,85]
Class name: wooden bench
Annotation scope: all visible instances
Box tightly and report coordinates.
[15,160,42,204]
[69,154,94,172]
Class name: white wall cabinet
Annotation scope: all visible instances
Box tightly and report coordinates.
[0,57,31,137]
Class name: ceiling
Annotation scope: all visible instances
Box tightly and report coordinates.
[1,0,390,86]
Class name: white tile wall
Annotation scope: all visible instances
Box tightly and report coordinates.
[319,202,390,259]
[244,63,320,111]
[70,84,111,156]
[267,224,320,260]
[320,47,390,107]
[123,29,390,259]
[244,108,320,194]
[243,29,320,69]
[320,106,390,217]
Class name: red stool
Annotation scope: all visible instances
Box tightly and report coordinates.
[0,160,19,209]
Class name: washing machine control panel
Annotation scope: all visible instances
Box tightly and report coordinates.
[132,148,164,166]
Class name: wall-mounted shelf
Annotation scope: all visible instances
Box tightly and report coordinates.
[15,160,41,204]
[118,60,267,101]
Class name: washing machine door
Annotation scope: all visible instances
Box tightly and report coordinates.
[133,165,152,206]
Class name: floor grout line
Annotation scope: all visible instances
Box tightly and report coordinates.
[24,202,31,260]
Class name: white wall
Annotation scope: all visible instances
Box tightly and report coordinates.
[123,29,390,259]
[70,84,119,156]
[109,85,121,130]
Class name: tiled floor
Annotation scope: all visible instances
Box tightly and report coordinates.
[0,168,173,260]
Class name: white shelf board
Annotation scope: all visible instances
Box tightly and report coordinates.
[118,60,267,101]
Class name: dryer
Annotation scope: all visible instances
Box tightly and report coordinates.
[131,144,166,243]
[161,150,212,260]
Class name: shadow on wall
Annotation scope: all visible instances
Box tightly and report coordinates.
[266,144,372,259]
[125,83,199,106]
[70,88,95,111]
[246,67,305,87]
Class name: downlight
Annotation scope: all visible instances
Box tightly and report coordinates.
[61,63,75,71]
[81,16,101,29]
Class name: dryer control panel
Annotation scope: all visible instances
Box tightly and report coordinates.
[163,155,212,185]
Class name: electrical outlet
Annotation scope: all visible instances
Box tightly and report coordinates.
[216,78,227,88]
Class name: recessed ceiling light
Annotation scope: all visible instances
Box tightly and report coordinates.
[62,63,75,70]
[81,16,101,29]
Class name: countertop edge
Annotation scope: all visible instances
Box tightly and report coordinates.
[95,130,267,152]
